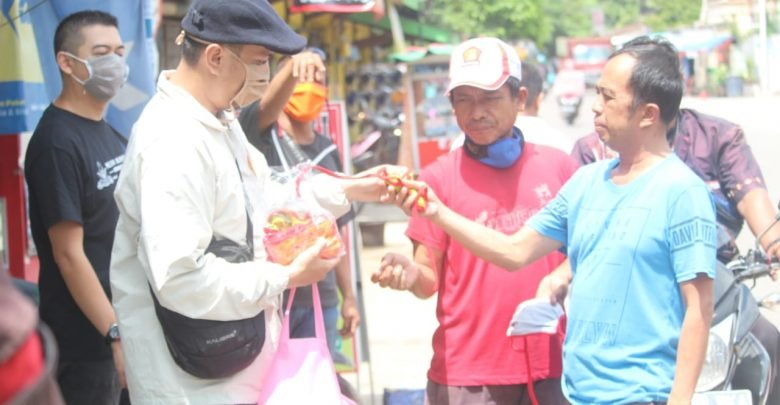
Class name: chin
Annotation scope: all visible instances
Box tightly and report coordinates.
[595,128,608,143]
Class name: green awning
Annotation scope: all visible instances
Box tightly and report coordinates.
[390,43,454,62]
[348,12,457,44]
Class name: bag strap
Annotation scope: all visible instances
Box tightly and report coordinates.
[233,160,253,251]
[270,125,292,173]
[281,284,326,340]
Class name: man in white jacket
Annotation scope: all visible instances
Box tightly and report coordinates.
[110,1,386,403]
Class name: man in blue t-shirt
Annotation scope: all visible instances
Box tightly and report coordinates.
[382,36,716,404]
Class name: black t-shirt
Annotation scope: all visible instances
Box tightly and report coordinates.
[24,104,126,361]
[239,102,354,308]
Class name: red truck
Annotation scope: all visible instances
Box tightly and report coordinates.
[557,36,613,87]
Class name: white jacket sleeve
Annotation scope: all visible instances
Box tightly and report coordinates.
[133,136,290,321]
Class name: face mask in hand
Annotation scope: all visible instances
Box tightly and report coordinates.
[227,49,270,109]
[284,82,328,122]
[64,52,129,100]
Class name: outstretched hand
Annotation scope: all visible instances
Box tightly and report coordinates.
[371,252,420,291]
[765,239,780,281]
[380,179,440,218]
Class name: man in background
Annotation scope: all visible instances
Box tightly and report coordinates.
[25,10,128,404]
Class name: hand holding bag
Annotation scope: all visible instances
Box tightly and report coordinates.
[258,284,355,405]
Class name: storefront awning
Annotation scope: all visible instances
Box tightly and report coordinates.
[389,43,454,62]
[348,12,457,45]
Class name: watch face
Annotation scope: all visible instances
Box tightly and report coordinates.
[106,324,120,344]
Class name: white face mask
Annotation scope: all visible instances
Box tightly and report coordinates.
[64,52,129,100]
[226,48,270,108]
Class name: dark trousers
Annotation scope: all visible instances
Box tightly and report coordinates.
[425,378,568,405]
[57,358,121,405]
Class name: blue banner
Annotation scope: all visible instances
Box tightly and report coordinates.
[1,0,158,136]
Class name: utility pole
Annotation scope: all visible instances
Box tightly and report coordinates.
[387,0,406,54]
[758,0,769,95]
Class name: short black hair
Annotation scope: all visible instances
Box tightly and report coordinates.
[54,10,118,55]
[610,36,683,124]
[506,76,522,100]
[180,34,243,67]
[181,35,207,66]
[520,63,543,109]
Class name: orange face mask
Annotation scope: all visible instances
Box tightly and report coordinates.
[284,82,327,122]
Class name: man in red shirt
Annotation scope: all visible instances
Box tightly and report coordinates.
[372,37,576,404]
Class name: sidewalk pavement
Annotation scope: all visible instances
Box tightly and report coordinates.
[341,221,437,405]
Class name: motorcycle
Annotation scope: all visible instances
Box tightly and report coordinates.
[557,93,582,126]
[695,212,780,404]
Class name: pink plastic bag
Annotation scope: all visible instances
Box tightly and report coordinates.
[258,284,355,405]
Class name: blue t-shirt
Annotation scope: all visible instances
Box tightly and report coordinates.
[528,154,717,404]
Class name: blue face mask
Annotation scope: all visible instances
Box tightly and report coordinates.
[463,127,524,168]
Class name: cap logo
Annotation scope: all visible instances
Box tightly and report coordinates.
[462,47,481,65]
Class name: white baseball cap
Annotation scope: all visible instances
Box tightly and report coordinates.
[446,37,523,95]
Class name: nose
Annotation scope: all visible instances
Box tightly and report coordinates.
[470,101,487,120]
[592,95,603,115]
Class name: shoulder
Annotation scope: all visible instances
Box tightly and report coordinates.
[563,158,610,190]
[238,100,261,133]
[421,149,460,176]
[659,155,710,194]
[26,106,81,161]
[525,142,570,162]
[129,104,212,165]
[677,108,743,141]
[573,132,601,149]
[314,134,336,148]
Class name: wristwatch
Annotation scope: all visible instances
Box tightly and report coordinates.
[104,323,120,346]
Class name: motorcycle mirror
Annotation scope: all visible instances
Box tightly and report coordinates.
[759,292,780,311]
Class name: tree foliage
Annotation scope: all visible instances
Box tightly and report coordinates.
[421,0,701,50]
[643,0,702,31]
[423,0,551,45]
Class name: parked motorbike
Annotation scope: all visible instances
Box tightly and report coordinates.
[696,212,780,404]
[557,93,582,126]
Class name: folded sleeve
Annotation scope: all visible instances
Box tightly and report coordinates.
[666,185,718,283]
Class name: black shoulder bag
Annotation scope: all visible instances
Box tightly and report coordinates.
[149,163,265,379]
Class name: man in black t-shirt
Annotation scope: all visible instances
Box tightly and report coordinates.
[239,54,361,365]
[24,10,128,404]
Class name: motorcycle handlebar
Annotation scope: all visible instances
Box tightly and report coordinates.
[732,252,780,282]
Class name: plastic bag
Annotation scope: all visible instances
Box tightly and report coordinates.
[263,164,344,265]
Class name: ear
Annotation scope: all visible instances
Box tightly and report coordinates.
[202,44,226,76]
[56,51,76,76]
[534,92,544,111]
[517,87,528,112]
[638,102,661,129]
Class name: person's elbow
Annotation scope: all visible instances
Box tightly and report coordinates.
[52,244,86,278]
